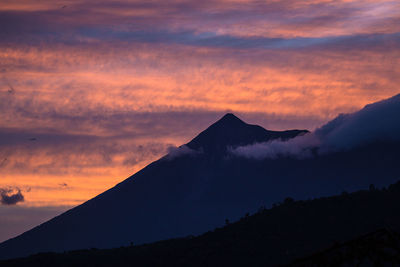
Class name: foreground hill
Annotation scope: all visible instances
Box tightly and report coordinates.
[2,181,400,266]
[1,94,400,259]
[290,228,400,266]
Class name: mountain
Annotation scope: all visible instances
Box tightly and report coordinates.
[0,113,308,259]
[186,113,307,155]
[2,180,400,266]
[290,228,400,267]
[1,95,400,260]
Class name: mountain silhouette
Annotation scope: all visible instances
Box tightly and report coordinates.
[186,113,308,154]
[3,181,400,266]
[0,107,399,260]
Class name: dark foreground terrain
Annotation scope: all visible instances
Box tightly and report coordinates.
[2,180,400,267]
[290,228,400,266]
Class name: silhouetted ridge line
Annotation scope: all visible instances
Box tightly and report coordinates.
[2,180,400,266]
[288,228,400,266]
[213,113,246,126]
[186,113,308,154]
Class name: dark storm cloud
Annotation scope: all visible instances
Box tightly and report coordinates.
[0,188,24,205]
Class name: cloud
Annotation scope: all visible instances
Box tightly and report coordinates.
[165,145,201,160]
[315,93,400,152]
[1,0,399,46]
[230,133,319,159]
[0,135,172,176]
[232,93,400,159]
[0,188,24,205]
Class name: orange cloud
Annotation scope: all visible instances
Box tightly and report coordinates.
[0,0,399,210]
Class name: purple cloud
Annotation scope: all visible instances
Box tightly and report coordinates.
[0,188,24,205]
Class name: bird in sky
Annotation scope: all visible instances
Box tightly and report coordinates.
[6,83,15,94]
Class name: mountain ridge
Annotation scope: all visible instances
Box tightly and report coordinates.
[1,105,400,260]
[186,113,308,154]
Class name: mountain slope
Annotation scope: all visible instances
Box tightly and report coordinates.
[0,107,399,260]
[186,113,307,154]
[0,114,308,259]
[2,181,400,267]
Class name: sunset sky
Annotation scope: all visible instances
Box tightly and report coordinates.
[1,0,400,242]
